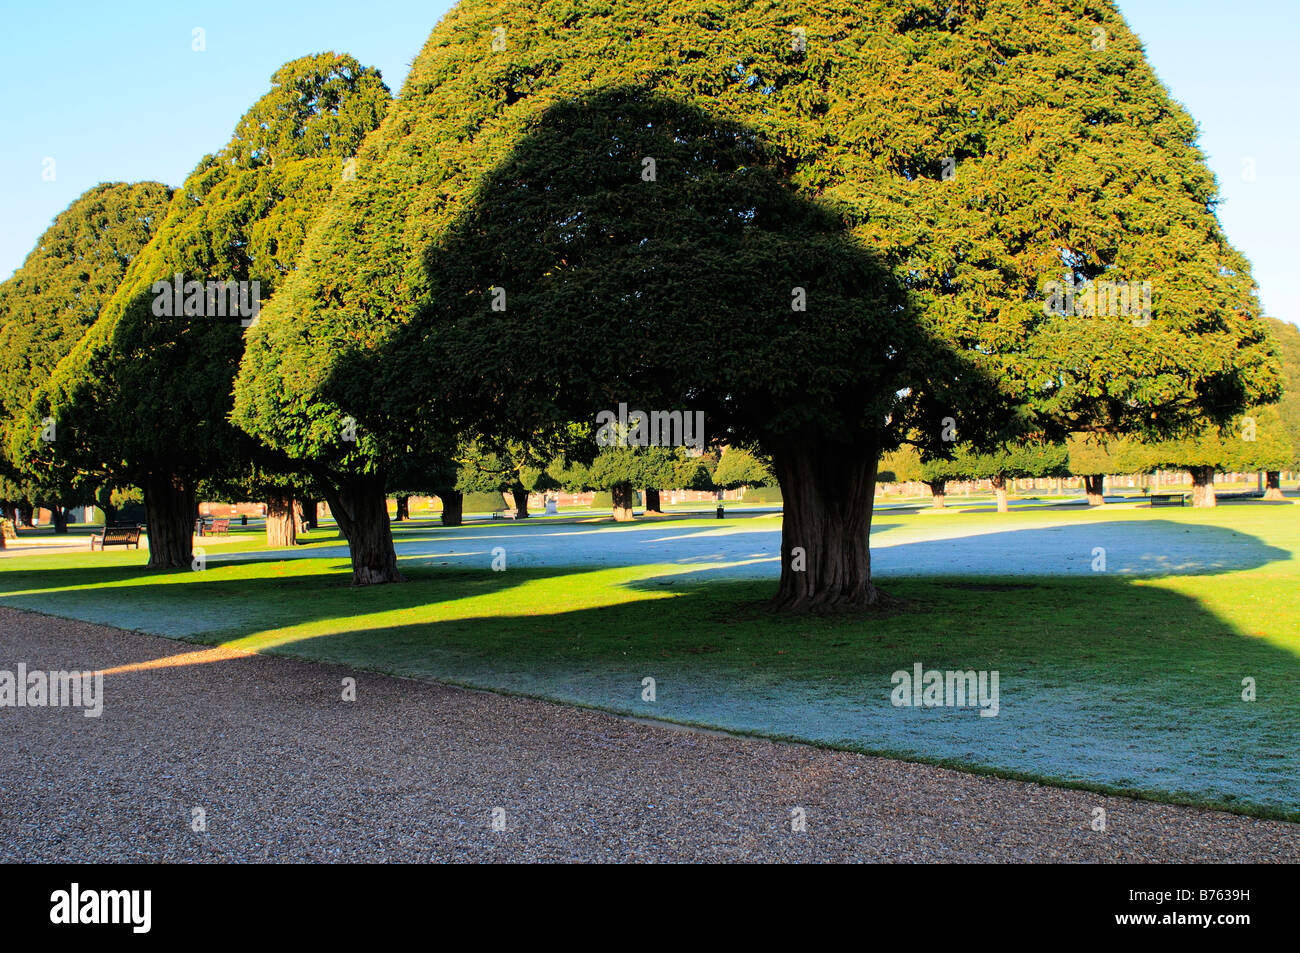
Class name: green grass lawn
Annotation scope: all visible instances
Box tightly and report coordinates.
[3,502,1298,819]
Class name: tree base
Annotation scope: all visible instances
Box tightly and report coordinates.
[611,483,635,521]
[510,487,530,519]
[1083,474,1105,506]
[1190,466,1217,508]
[438,489,463,527]
[324,474,405,585]
[770,436,881,612]
[266,492,298,547]
[144,473,195,569]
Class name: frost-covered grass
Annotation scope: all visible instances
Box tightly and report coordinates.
[2,501,1297,818]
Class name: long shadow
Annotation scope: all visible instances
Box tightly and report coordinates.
[2,517,1296,815]
[15,555,1292,819]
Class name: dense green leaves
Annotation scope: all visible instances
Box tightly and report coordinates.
[0,182,172,502]
[238,0,1278,491]
[22,54,390,493]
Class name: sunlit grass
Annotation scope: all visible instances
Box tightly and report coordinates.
[2,500,1297,818]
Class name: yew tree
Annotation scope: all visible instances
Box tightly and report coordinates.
[23,55,390,568]
[234,0,1278,608]
[0,182,172,530]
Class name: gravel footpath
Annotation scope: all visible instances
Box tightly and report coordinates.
[1,606,1296,863]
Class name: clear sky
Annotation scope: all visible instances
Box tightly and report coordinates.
[2,0,1296,327]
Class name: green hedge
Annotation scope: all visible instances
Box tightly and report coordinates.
[741,486,783,503]
[462,490,507,513]
[591,490,642,508]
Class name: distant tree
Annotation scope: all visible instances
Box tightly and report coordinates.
[712,446,775,493]
[0,182,171,531]
[25,55,390,569]
[1067,434,1129,505]
[1263,318,1300,497]
[1122,410,1292,506]
[947,440,1070,513]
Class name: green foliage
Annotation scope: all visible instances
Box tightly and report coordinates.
[0,182,171,500]
[932,439,1070,481]
[1067,433,1127,477]
[1121,409,1293,473]
[236,0,1278,500]
[713,445,775,489]
[1265,318,1300,468]
[24,54,390,491]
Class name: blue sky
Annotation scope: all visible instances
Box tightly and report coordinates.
[2,0,1296,327]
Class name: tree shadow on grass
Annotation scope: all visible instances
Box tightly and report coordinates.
[2,517,1296,816]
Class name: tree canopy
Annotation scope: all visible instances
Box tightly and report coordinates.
[23,53,391,566]
[0,181,172,514]
[234,0,1279,605]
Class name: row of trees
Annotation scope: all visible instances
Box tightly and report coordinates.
[0,2,1292,609]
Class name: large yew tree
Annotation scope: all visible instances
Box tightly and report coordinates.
[23,54,390,568]
[235,0,1278,607]
[0,182,172,527]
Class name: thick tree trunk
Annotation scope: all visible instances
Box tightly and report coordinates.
[510,485,530,519]
[1190,466,1217,508]
[50,505,69,534]
[1263,471,1284,501]
[17,503,34,527]
[644,488,662,513]
[143,473,195,569]
[1083,474,1105,506]
[611,483,636,521]
[322,473,404,584]
[298,498,319,530]
[924,480,946,509]
[770,437,881,612]
[991,474,1009,513]
[438,489,463,527]
[266,492,298,547]
[394,495,411,521]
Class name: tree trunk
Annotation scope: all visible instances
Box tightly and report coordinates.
[266,492,298,547]
[322,473,404,584]
[1189,466,1217,508]
[924,480,946,509]
[644,488,662,513]
[991,474,1009,513]
[143,472,195,569]
[50,505,69,534]
[1083,474,1105,506]
[17,503,34,527]
[770,437,881,612]
[298,498,319,530]
[438,489,463,527]
[1263,471,1284,501]
[611,483,636,521]
[394,495,410,521]
[510,485,530,519]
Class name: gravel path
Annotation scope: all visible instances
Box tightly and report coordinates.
[2,607,1296,863]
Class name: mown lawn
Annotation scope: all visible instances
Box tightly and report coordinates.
[2,502,1297,819]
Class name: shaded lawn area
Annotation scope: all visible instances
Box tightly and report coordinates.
[1,505,1297,820]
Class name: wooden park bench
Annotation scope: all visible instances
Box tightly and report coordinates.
[209,518,231,536]
[90,526,141,550]
[1149,493,1187,507]
[1,520,16,540]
